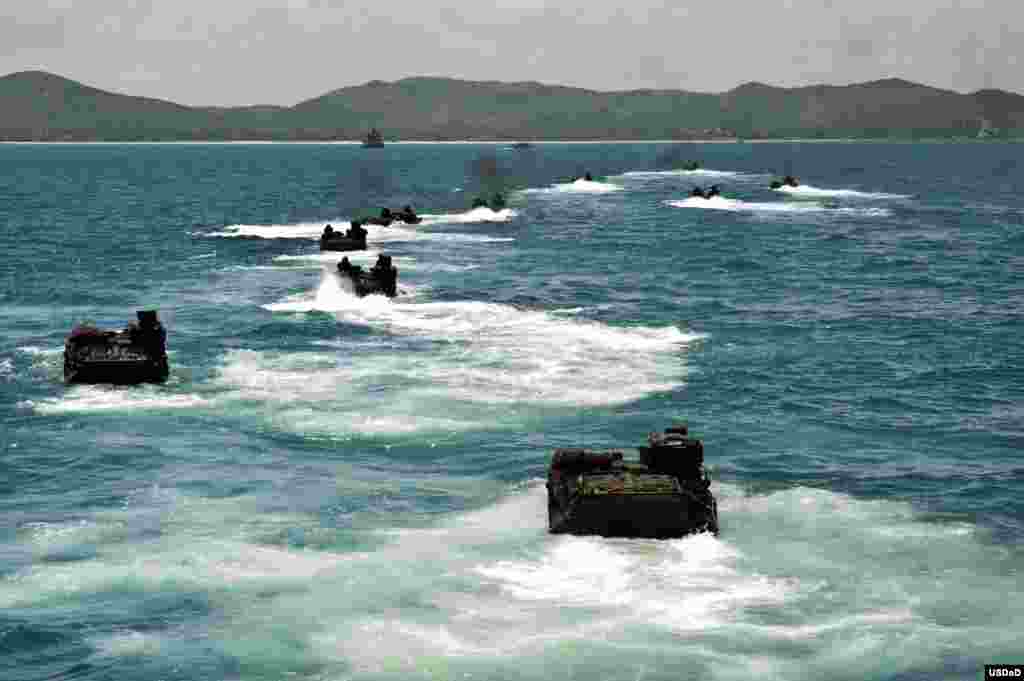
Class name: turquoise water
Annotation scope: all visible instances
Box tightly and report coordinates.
[1,142,1022,680]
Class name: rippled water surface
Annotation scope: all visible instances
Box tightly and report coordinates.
[1,142,1022,681]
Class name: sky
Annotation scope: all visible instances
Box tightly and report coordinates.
[1,0,1020,106]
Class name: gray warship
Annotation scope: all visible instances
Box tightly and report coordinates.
[63,310,169,385]
[546,424,718,538]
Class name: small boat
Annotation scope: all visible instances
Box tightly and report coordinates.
[546,424,718,538]
[511,142,533,149]
[63,310,169,385]
[337,254,398,298]
[362,128,385,148]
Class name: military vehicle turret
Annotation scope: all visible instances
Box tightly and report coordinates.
[63,310,169,385]
[337,254,398,298]
[546,424,718,538]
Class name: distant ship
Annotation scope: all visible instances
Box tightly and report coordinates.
[511,142,533,149]
[977,119,999,138]
[362,128,384,147]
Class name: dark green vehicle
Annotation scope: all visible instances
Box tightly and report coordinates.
[546,425,718,539]
[64,310,169,385]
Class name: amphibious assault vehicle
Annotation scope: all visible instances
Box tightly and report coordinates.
[320,223,368,252]
[770,175,800,189]
[64,310,169,385]
[546,424,718,538]
[337,254,398,298]
[362,207,422,226]
[471,193,507,211]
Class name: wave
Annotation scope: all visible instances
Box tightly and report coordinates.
[9,346,203,415]
[548,303,617,317]
[28,385,210,415]
[0,489,355,612]
[417,206,517,224]
[525,178,622,194]
[666,196,892,216]
[271,252,479,273]
[266,272,697,410]
[287,483,1022,677]
[620,169,741,178]
[208,270,702,437]
[204,221,328,240]
[204,218,514,244]
[203,206,516,241]
[774,184,908,199]
[17,345,61,356]
[368,223,514,244]
[5,477,1021,678]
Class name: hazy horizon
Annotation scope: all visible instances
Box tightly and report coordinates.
[2,0,1020,107]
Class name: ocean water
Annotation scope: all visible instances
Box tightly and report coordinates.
[1,141,1022,681]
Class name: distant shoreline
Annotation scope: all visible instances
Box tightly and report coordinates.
[1,138,1019,145]
[4,72,1020,146]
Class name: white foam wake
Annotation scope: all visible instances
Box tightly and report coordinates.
[300,482,1024,678]
[271,252,479,273]
[204,206,516,241]
[526,178,622,194]
[364,222,514,244]
[30,385,210,415]
[417,207,517,224]
[272,251,387,266]
[6,478,1022,679]
[774,184,908,199]
[0,489,355,612]
[206,219,513,244]
[668,196,746,211]
[620,168,741,178]
[205,221,331,240]
[217,270,700,436]
[667,197,891,216]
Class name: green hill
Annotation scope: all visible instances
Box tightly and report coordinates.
[1,70,1021,141]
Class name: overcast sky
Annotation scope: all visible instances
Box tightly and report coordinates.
[1,0,1020,106]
